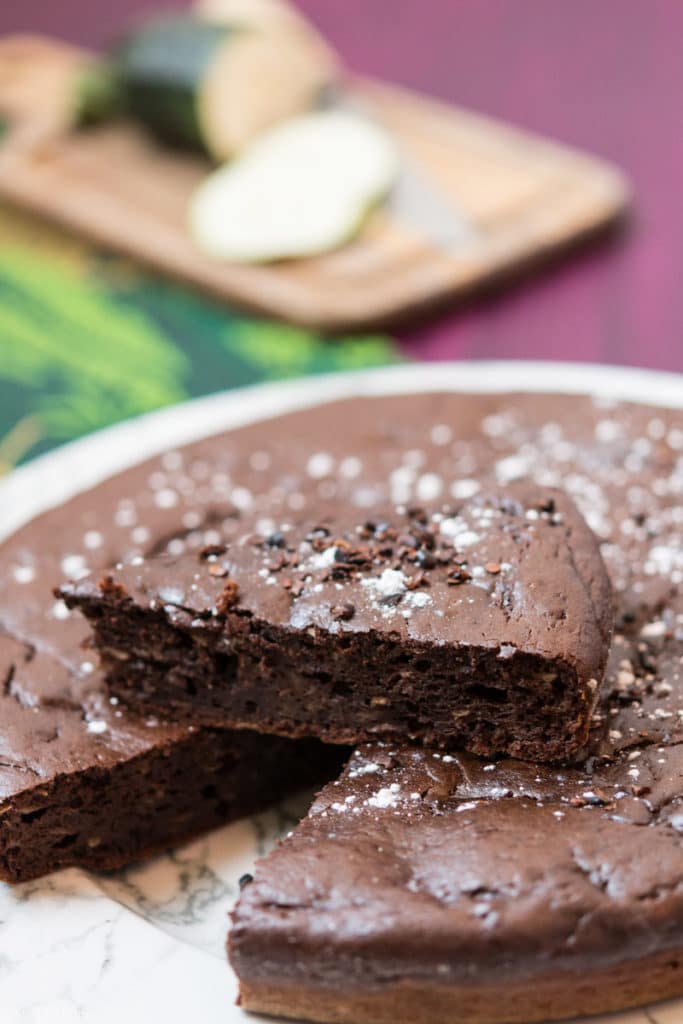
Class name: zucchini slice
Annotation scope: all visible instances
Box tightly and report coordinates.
[189,110,399,262]
[76,13,337,160]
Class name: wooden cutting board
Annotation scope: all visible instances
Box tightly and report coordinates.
[0,34,628,331]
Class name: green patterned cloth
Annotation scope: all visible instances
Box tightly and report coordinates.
[0,205,398,473]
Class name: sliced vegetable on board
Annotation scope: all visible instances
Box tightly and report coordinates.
[189,109,399,263]
[75,12,337,160]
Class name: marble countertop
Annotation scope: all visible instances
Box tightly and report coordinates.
[0,797,309,1024]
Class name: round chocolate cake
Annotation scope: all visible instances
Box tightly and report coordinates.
[1,382,682,1023]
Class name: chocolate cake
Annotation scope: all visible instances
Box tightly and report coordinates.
[62,485,612,762]
[2,384,682,1024]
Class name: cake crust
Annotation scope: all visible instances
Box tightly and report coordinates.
[237,950,683,1024]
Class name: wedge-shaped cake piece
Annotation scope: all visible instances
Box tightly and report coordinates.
[62,485,612,762]
[230,737,683,1024]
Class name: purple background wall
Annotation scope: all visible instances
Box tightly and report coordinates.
[1,0,682,371]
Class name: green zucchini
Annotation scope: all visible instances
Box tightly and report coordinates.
[75,13,336,160]
[117,17,234,153]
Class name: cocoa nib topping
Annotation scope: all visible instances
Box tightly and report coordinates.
[415,549,437,569]
[231,492,582,620]
[200,544,231,578]
[331,602,356,622]
[447,566,472,585]
[265,531,286,548]
[98,575,129,599]
[405,571,428,590]
[278,510,478,599]
[282,575,306,598]
[266,553,289,573]
[216,579,240,614]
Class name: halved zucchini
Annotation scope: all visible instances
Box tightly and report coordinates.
[189,109,399,262]
[75,13,337,160]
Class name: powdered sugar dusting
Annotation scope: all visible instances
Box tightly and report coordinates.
[367,784,401,809]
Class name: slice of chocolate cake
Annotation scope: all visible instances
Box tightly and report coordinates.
[62,485,612,762]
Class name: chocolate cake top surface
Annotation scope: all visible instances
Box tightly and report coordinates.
[2,390,681,823]
[233,735,683,987]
